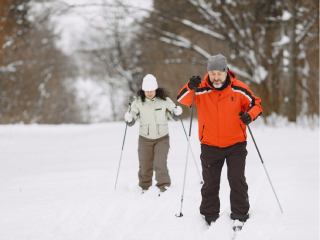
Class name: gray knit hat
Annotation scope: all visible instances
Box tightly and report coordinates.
[207,54,228,72]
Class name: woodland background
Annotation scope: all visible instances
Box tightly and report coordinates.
[0,0,319,124]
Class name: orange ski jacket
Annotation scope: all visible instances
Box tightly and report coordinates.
[177,70,262,148]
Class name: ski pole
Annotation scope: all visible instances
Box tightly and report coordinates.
[114,103,131,190]
[176,90,196,217]
[247,125,284,213]
[179,115,203,184]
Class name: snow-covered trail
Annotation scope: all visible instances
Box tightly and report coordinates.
[0,121,318,240]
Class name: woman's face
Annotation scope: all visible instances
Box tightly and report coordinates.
[145,90,156,99]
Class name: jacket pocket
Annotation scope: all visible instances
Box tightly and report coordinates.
[140,124,149,136]
[158,124,168,135]
[200,125,205,141]
[239,124,246,140]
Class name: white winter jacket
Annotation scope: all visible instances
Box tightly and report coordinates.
[127,96,179,139]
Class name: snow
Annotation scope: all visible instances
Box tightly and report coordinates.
[51,0,153,54]
[0,120,318,240]
[74,78,113,122]
[272,35,291,46]
[257,66,268,82]
[295,16,317,43]
[179,19,225,40]
[282,11,292,21]
[0,61,23,73]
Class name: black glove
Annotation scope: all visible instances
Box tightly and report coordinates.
[188,75,201,89]
[239,111,252,125]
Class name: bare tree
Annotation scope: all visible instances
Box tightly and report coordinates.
[0,0,81,124]
[128,0,319,122]
[51,0,146,121]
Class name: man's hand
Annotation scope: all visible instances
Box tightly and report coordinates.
[174,106,183,116]
[124,112,133,123]
[188,75,201,89]
[239,111,252,125]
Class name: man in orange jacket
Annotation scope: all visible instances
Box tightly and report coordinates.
[177,54,262,227]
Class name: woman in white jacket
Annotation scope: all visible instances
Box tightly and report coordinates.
[124,74,183,193]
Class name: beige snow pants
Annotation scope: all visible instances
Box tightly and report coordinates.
[138,134,171,191]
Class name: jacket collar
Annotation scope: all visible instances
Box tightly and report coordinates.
[205,70,236,91]
[145,97,156,102]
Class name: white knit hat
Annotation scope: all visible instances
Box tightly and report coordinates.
[142,74,158,91]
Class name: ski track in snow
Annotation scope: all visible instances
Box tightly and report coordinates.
[0,121,318,240]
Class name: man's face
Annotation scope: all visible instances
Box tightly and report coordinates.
[208,70,227,88]
[145,90,156,99]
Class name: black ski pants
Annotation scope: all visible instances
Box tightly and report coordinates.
[200,141,249,222]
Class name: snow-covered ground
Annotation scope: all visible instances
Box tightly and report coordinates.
[0,120,318,240]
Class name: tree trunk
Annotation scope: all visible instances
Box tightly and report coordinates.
[286,0,297,122]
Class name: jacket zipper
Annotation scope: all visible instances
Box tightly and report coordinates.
[217,94,221,146]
